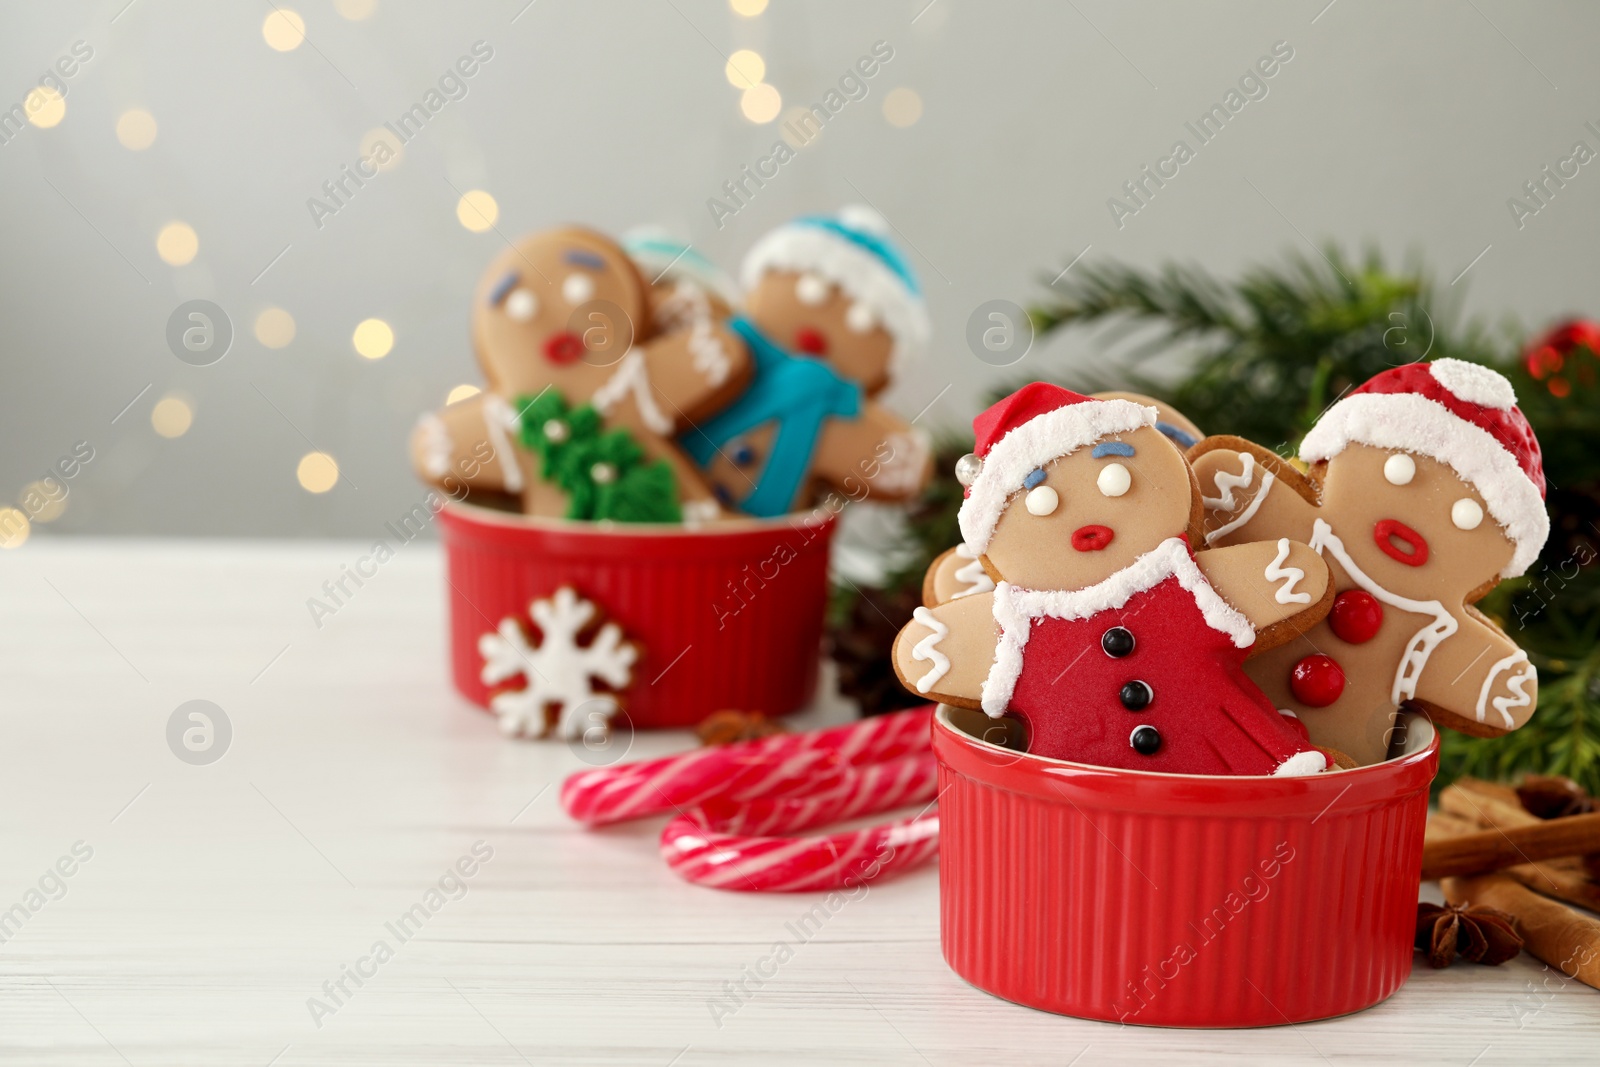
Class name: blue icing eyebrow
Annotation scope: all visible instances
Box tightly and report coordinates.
[488,270,519,305]
[1091,441,1136,458]
[1022,467,1047,489]
[1155,422,1197,448]
[564,250,606,270]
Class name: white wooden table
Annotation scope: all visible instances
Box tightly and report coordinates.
[1,540,1594,1065]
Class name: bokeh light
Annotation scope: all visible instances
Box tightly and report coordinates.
[730,0,768,15]
[0,508,30,549]
[116,109,158,149]
[25,87,66,128]
[22,483,66,523]
[353,318,394,360]
[740,83,782,124]
[335,0,378,20]
[263,9,307,51]
[359,127,404,172]
[725,50,766,89]
[297,452,339,493]
[156,222,199,266]
[456,190,499,233]
[254,308,297,349]
[446,384,481,404]
[151,396,193,438]
[883,87,923,128]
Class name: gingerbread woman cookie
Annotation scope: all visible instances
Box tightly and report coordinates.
[922,391,1204,604]
[410,226,751,523]
[680,207,933,518]
[893,383,1335,776]
[1190,359,1549,765]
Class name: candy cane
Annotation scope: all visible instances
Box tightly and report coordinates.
[659,750,941,892]
[561,705,934,827]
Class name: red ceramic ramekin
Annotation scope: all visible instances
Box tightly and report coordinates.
[933,705,1438,1027]
[438,503,837,729]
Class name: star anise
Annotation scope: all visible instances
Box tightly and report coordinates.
[1415,902,1523,968]
[1516,774,1598,820]
[696,709,786,747]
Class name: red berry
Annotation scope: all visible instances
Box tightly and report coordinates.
[1290,655,1345,708]
[1328,590,1383,644]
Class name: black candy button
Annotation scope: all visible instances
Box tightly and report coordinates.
[1119,680,1153,711]
[1130,725,1162,756]
[1101,626,1135,658]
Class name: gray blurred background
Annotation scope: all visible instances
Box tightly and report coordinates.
[2,0,1596,539]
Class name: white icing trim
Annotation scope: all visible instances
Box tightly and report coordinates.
[681,499,722,527]
[980,537,1255,716]
[1264,538,1311,605]
[1271,750,1327,777]
[958,399,1156,553]
[656,281,733,388]
[872,429,930,496]
[416,413,452,478]
[1428,358,1517,411]
[740,226,931,376]
[951,542,995,599]
[591,349,675,436]
[481,394,525,493]
[909,606,950,694]
[1308,519,1457,705]
[1201,452,1277,545]
[1299,392,1548,577]
[1476,649,1535,728]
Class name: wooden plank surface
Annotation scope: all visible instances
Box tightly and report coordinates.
[0,540,1594,1064]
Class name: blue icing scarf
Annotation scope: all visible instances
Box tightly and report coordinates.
[681,316,862,518]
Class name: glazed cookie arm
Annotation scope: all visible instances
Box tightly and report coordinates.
[922,544,997,607]
[1413,608,1538,738]
[409,394,522,496]
[633,320,753,426]
[1196,539,1333,652]
[811,402,931,504]
[1188,437,1321,547]
[890,592,996,709]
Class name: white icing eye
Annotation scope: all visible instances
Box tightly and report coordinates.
[505,288,537,322]
[1025,485,1058,516]
[562,272,596,304]
[795,273,829,305]
[1097,462,1131,498]
[845,302,876,334]
[1451,497,1484,531]
[1383,453,1415,486]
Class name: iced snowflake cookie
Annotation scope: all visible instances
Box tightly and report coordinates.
[922,392,1204,604]
[681,207,933,518]
[409,226,752,523]
[1189,359,1548,765]
[892,383,1337,776]
[479,587,638,740]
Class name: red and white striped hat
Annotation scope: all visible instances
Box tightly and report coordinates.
[1299,359,1548,577]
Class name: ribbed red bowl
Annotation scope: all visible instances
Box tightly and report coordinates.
[933,705,1438,1027]
[438,503,836,729]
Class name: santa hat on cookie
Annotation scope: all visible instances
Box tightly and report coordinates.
[956,382,1156,554]
[740,206,931,372]
[1299,358,1548,578]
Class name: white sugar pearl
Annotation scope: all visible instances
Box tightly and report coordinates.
[505,288,537,322]
[1384,453,1415,486]
[1451,497,1484,531]
[954,452,983,487]
[590,462,617,485]
[795,273,829,305]
[562,272,595,304]
[845,302,876,334]
[1097,462,1131,497]
[1025,485,1058,516]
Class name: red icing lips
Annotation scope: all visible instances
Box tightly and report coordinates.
[1373,519,1429,567]
[794,327,829,356]
[1071,525,1114,552]
[543,331,585,365]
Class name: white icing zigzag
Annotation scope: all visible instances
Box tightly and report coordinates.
[1475,649,1536,728]
[909,606,950,694]
[1264,538,1312,605]
[951,542,994,599]
[1202,453,1277,545]
[591,350,675,435]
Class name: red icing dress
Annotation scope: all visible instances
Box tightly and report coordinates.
[980,537,1323,776]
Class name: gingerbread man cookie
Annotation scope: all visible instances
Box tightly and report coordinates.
[410,226,751,523]
[922,391,1204,604]
[893,383,1335,776]
[681,207,933,518]
[1190,359,1549,766]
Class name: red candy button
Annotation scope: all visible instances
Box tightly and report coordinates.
[1328,590,1383,644]
[1290,654,1345,708]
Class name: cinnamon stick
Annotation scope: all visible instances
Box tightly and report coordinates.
[1420,811,1600,881]
[1436,783,1600,912]
[1442,874,1600,991]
